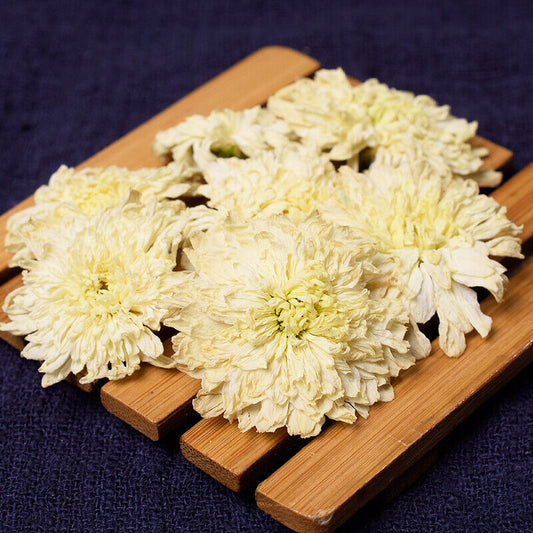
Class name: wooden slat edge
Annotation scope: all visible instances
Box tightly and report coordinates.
[174,163,533,494]
[180,417,297,492]
[0,46,320,281]
[100,339,200,441]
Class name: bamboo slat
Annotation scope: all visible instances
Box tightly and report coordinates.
[178,163,533,493]
[181,418,296,493]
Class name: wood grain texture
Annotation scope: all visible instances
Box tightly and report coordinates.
[0,46,320,280]
[181,418,297,492]
[173,163,533,495]
[255,165,533,533]
[101,339,200,441]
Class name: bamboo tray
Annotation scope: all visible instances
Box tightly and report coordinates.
[0,47,531,533]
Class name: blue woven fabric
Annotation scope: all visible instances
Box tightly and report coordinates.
[0,1,531,531]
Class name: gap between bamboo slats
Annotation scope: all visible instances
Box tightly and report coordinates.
[178,163,533,493]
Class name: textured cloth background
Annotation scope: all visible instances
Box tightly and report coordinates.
[0,1,531,531]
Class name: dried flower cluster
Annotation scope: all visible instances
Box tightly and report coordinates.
[1,195,186,385]
[168,215,414,437]
[1,69,521,437]
[2,164,196,385]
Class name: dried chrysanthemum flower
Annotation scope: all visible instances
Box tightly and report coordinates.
[151,106,292,172]
[268,69,500,186]
[322,161,522,357]
[0,193,186,386]
[198,144,342,223]
[353,78,502,186]
[35,162,197,211]
[167,214,414,438]
[6,163,193,268]
[267,68,374,165]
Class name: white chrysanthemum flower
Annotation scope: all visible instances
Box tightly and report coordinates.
[322,161,522,357]
[35,162,197,211]
[267,68,374,164]
[6,163,193,269]
[167,214,414,438]
[0,193,186,386]
[198,144,342,223]
[151,106,292,171]
[353,79,502,186]
[268,70,500,185]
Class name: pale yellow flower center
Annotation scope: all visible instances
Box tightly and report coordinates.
[262,275,344,339]
[269,292,318,337]
[75,260,130,316]
[85,273,110,297]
